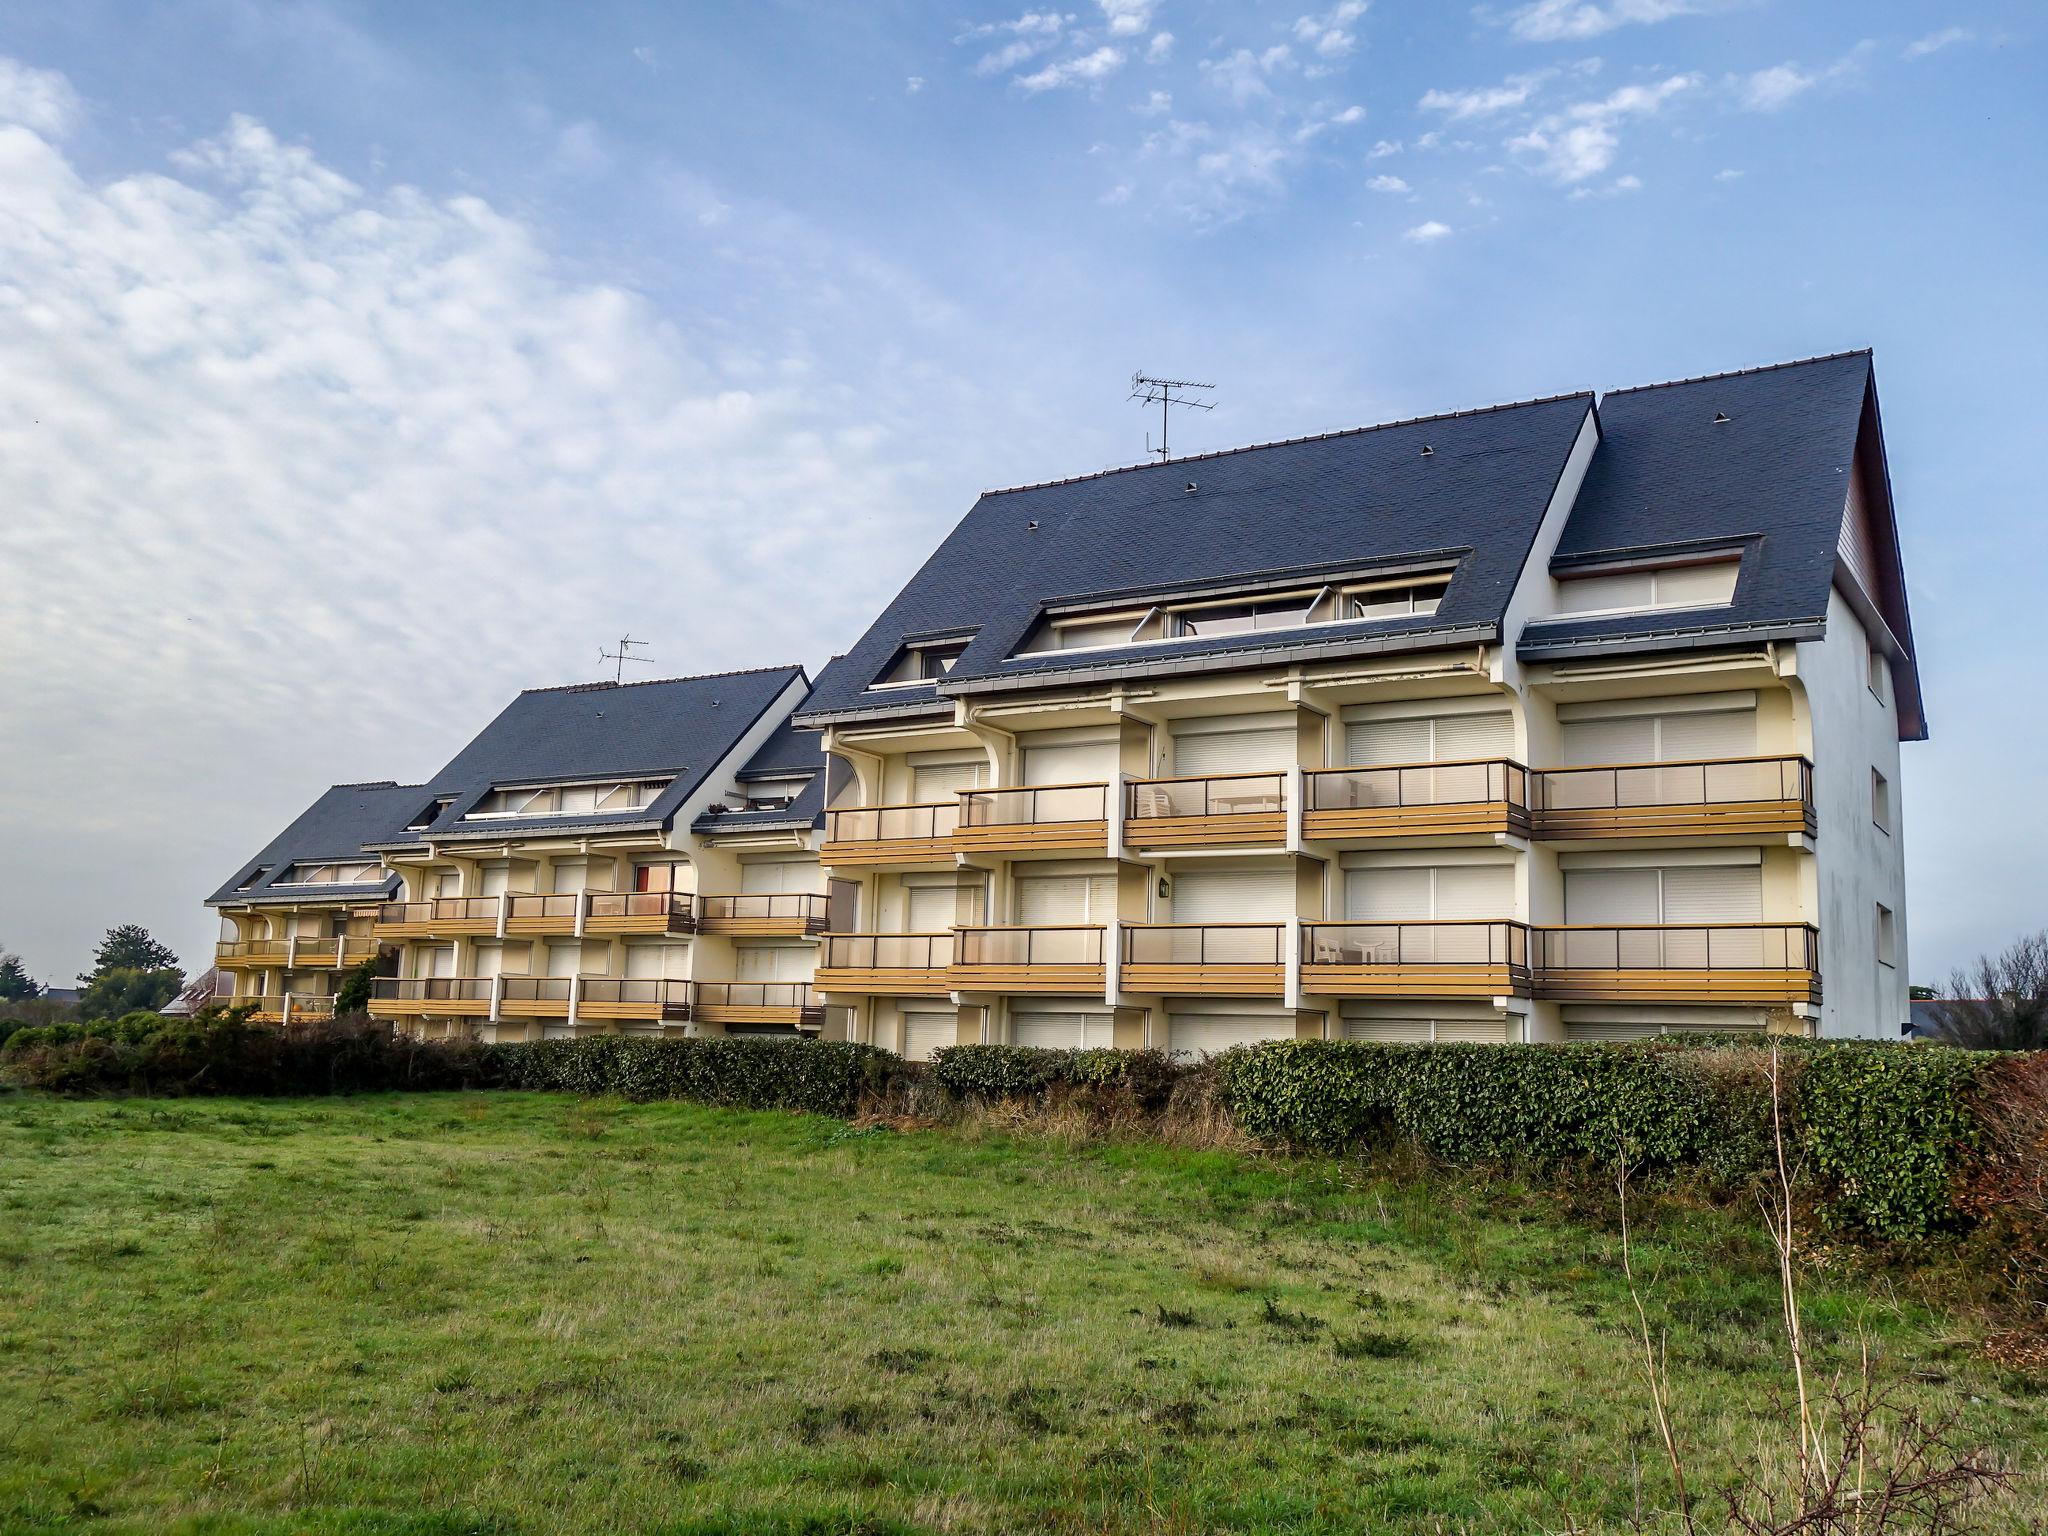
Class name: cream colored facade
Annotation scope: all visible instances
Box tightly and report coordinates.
[212,893,382,1022]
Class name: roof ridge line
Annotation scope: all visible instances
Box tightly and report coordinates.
[331,779,408,790]
[979,389,1597,497]
[517,664,807,697]
[1601,348,1872,399]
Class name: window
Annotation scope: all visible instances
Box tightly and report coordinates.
[1871,768,1891,833]
[1168,595,1316,638]
[1349,575,1448,619]
[1876,903,1896,967]
[1556,559,1740,618]
[876,639,969,686]
[634,862,685,894]
[465,780,667,819]
[236,866,271,890]
[406,797,455,831]
[277,861,381,886]
[1868,645,1888,703]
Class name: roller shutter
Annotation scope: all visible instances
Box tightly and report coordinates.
[1558,708,1754,766]
[736,945,812,982]
[1015,873,1116,924]
[740,859,812,895]
[1010,1010,1106,1049]
[624,943,689,980]
[1171,726,1295,775]
[1563,868,1662,924]
[1343,712,1511,766]
[1023,741,1116,785]
[1168,1013,1291,1057]
[1342,1017,1433,1043]
[1171,868,1295,922]
[905,883,962,932]
[912,760,984,799]
[1345,867,1433,921]
[901,1011,956,1062]
[1343,865,1510,920]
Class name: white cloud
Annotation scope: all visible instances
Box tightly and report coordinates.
[1293,1,1371,61]
[1147,31,1175,62]
[632,45,658,68]
[906,75,926,93]
[1368,138,1401,157]
[1201,45,1295,105]
[1419,72,1548,120]
[1904,27,1973,59]
[961,11,1068,75]
[1016,45,1126,92]
[1100,0,1156,36]
[1503,0,1696,43]
[1733,45,1869,112]
[1195,128,1291,192]
[1367,173,1409,192]
[1508,72,1696,182]
[1134,89,1173,116]
[1714,166,1743,181]
[0,78,956,982]
[1568,171,1642,199]
[1403,219,1452,242]
[0,56,81,137]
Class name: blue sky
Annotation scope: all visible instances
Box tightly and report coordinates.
[0,0,2041,987]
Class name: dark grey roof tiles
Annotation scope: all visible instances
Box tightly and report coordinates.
[734,717,826,780]
[206,782,421,906]
[798,393,1597,721]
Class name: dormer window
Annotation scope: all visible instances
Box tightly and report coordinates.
[1349,575,1448,619]
[236,866,272,890]
[276,860,382,886]
[876,639,968,687]
[406,797,455,832]
[1168,594,1316,638]
[464,779,667,819]
[1555,558,1739,619]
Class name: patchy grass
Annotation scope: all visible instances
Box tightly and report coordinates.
[0,1092,2039,1534]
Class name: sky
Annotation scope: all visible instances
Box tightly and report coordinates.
[0,0,2042,991]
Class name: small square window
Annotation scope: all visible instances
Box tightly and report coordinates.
[1868,645,1888,703]
[1870,767,1891,833]
[1875,903,1896,968]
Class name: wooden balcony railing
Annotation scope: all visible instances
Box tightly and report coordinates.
[816,932,954,995]
[1531,756,1816,840]
[216,939,290,966]
[821,802,961,866]
[1125,772,1287,850]
[1121,922,1285,996]
[578,977,693,1021]
[949,925,1107,994]
[1304,759,1531,840]
[954,782,1111,856]
[282,992,336,1019]
[584,892,697,935]
[1530,923,1821,1004]
[1300,921,1532,998]
[374,896,500,933]
[497,976,573,1014]
[693,982,825,1027]
[506,894,582,933]
[698,893,831,935]
[368,977,493,1014]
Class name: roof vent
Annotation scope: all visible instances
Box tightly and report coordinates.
[1026,520,1040,530]
[1184,480,1198,493]
[1713,412,1731,424]
[1420,444,1434,457]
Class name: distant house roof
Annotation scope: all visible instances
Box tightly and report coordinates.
[1520,351,1924,738]
[162,968,223,1016]
[797,393,1597,723]
[206,781,421,907]
[376,666,809,847]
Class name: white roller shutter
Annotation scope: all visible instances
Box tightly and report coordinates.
[1432,712,1514,760]
[479,866,511,897]
[1435,1018,1514,1043]
[624,943,689,980]
[740,859,811,895]
[1345,867,1433,921]
[1342,1017,1433,1043]
[1558,569,1655,613]
[1658,709,1756,761]
[1172,868,1296,922]
[545,941,583,978]
[550,860,587,895]
[1168,1014,1291,1057]
[1011,1010,1105,1049]
[1023,742,1115,785]
[1433,865,1513,919]
[1172,727,1295,775]
[902,1011,956,1061]
[1564,868,1663,924]
[1015,874,1116,924]
[473,943,509,979]
[736,945,812,982]
[1661,866,1762,923]
[905,883,961,932]
[1565,1019,1660,1042]
[1345,717,1431,767]
[1655,562,1739,608]
[912,760,984,799]
[1560,715,1656,767]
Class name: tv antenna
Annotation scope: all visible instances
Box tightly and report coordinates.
[1129,371,1215,462]
[598,634,654,685]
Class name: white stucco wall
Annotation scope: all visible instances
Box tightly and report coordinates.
[1795,585,1909,1038]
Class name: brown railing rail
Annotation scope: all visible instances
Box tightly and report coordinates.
[284,992,337,1013]
[217,939,290,958]
[1126,771,1286,820]
[506,893,581,922]
[585,891,697,925]
[498,975,573,1004]
[824,802,961,841]
[372,977,492,1002]
[822,932,954,969]
[1308,758,1530,811]
[700,893,831,924]
[376,897,498,924]
[1122,922,1286,965]
[578,977,692,1010]
[1532,755,1814,812]
[954,925,1105,966]
[694,982,823,1011]
[1531,923,1819,970]
[1302,920,1531,969]
[960,782,1110,826]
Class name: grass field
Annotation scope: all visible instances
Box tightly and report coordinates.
[0,1091,2039,1534]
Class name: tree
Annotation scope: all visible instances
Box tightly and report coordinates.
[77,966,184,1020]
[0,951,38,1001]
[79,924,180,984]
[1927,929,2048,1051]
[333,955,381,1014]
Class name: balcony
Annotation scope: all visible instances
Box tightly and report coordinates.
[215,939,290,969]
[698,893,831,938]
[1120,923,1285,997]
[583,892,697,937]
[577,977,692,1024]
[692,982,825,1029]
[1531,924,1821,1006]
[506,894,582,937]
[1300,921,1533,999]
[1125,773,1286,851]
[820,802,960,868]
[815,933,955,996]
[366,977,493,1017]
[281,992,336,1021]
[948,926,1106,995]
[1531,756,1816,842]
[954,783,1110,858]
[1304,760,1531,842]
[213,990,282,1020]
[373,897,500,939]
[497,975,573,1018]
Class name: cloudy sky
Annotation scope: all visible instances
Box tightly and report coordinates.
[0,0,2041,988]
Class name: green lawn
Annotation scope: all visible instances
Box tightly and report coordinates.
[0,1092,2038,1534]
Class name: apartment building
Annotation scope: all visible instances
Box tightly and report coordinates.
[794,351,1921,1055]
[208,667,833,1041]
[206,782,420,1022]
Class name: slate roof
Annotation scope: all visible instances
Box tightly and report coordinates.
[375,667,809,847]
[797,393,1597,722]
[1519,351,1923,737]
[206,781,420,906]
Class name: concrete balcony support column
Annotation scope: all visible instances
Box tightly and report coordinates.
[1284,919,1302,1010]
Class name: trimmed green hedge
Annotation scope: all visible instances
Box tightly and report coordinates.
[1794,1044,1990,1240]
[931,1044,1179,1110]
[485,1035,892,1117]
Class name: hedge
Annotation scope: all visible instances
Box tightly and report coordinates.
[483,1035,892,1117]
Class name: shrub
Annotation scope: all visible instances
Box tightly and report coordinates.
[931,1044,1180,1111]
[1956,1051,2048,1302]
[487,1036,893,1117]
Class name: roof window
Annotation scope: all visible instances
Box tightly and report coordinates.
[463,779,668,820]
[1554,558,1739,620]
[874,639,969,688]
